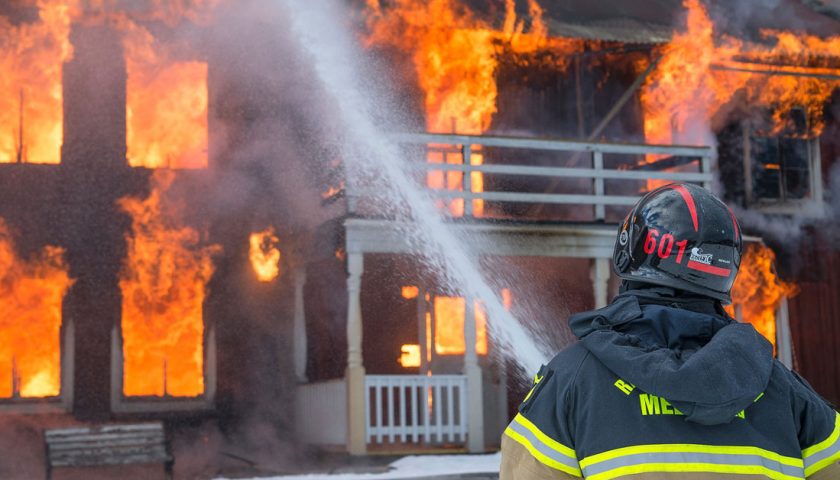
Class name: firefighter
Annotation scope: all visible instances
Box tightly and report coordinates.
[500,183,840,479]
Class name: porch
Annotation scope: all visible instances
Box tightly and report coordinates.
[293,132,796,455]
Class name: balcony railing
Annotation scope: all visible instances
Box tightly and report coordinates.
[347,133,714,222]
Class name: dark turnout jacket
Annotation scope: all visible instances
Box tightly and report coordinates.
[500,289,840,479]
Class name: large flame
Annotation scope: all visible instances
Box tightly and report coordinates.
[432,296,488,355]
[364,0,581,217]
[118,171,219,397]
[120,12,209,169]
[0,219,73,398]
[727,244,797,349]
[0,0,81,164]
[249,227,281,282]
[642,0,840,152]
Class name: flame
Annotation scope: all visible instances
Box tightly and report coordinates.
[0,0,81,164]
[249,227,281,282]
[641,0,840,157]
[398,344,421,367]
[118,170,220,397]
[364,0,581,217]
[726,244,797,349]
[402,285,419,299]
[321,181,345,200]
[0,219,73,398]
[433,296,488,355]
[122,18,208,169]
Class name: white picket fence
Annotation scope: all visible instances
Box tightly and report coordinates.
[365,374,468,444]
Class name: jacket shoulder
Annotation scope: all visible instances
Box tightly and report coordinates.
[544,342,591,385]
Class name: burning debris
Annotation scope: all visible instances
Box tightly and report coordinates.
[0,219,72,398]
[118,171,220,397]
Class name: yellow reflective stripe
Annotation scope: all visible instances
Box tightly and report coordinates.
[580,443,803,469]
[504,427,581,477]
[806,453,840,478]
[584,462,801,480]
[803,412,840,476]
[803,412,840,458]
[512,413,577,459]
[522,373,544,403]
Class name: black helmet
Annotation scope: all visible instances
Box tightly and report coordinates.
[613,183,742,304]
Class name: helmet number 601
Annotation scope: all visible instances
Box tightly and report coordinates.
[644,229,688,263]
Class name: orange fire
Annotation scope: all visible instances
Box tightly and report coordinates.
[122,18,208,169]
[364,0,581,217]
[726,244,797,349]
[0,219,73,398]
[402,285,420,299]
[249,227,281,282]
[398,344,422,367]
[118,170,220,397]
[0,0,81,164]
[641,0,840,154]
[433,296,488,355]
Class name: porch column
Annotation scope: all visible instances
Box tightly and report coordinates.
[293,266,308,383]
[464,298,484,453]
[776,297,793,369]
[592,257,610,309]
[346,252,367,455]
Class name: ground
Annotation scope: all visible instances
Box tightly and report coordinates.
[215,453,501,480]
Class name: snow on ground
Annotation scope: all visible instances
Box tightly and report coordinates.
[217,452,501,480]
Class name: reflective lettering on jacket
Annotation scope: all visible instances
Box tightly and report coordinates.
[500,344,840,479]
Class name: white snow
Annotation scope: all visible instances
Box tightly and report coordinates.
[216,452,501,480]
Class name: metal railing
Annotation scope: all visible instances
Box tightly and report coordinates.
[365,374,467,445]
[348,133,714,221]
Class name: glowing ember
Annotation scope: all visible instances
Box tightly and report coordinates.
[0,0,81,164]
[726,244,797,349]
[402,285,420,299]
[398,344,421,367]
[118,171,220,397]
[363,0,581,217]
[249,227,281,282]
[433,296,488,355]
[321,182,345,200]
[641,0,840,157]
[0,219,73,398]
[124,22,208,169]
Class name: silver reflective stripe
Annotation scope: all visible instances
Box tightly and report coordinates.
[805,436,840,471]
[506,419,580,470]
[581,451,804,478]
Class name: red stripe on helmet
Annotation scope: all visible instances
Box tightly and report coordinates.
[687,260,731,277]
[670,185,699,232]
[728,209,740,242]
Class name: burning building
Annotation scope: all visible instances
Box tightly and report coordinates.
[0,0,838,476]
[294,0,840,457]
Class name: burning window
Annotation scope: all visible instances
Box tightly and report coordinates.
[750,135,813,202]
[748,109,819,204]
[0,220,73,399]
[433,296,487,356]
[118,171,219,398]
[0,2,78,164]
[124,24,208,169]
